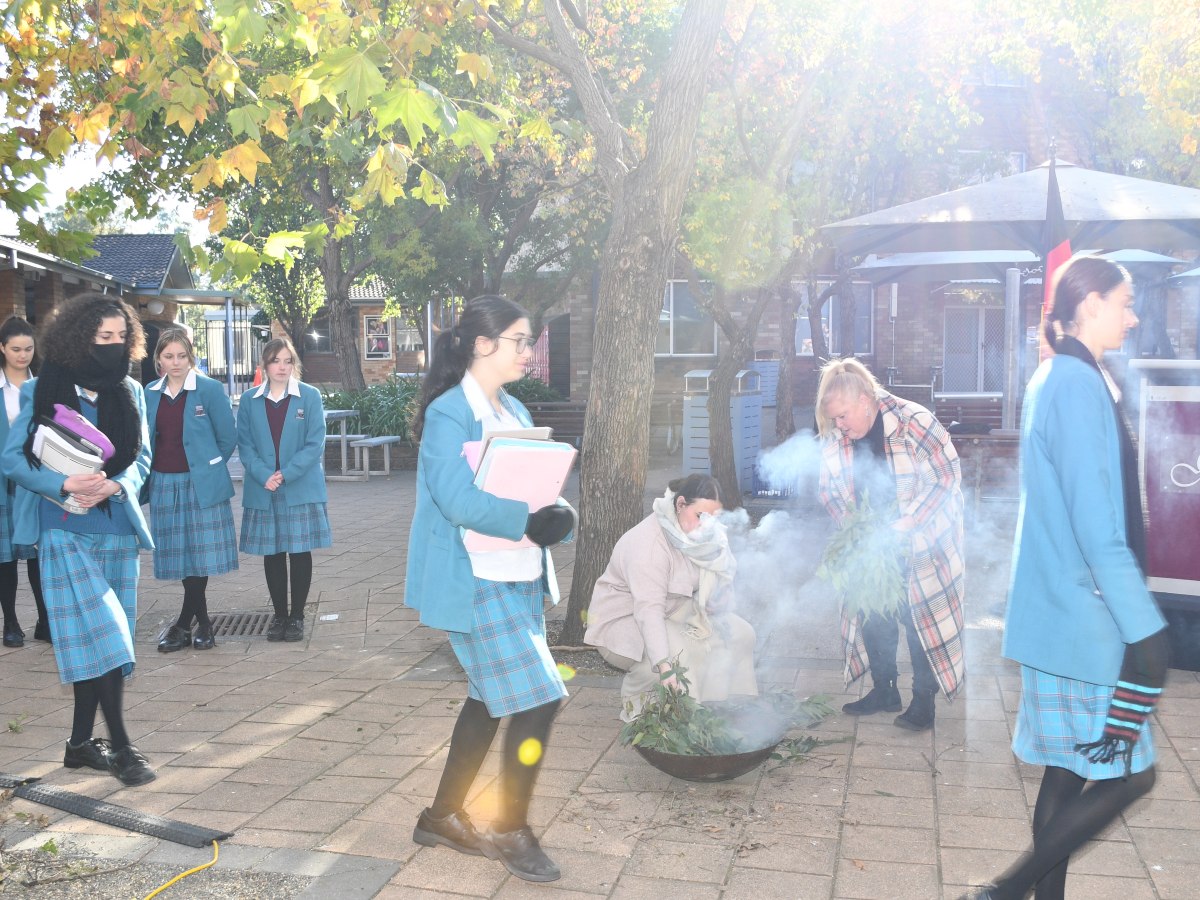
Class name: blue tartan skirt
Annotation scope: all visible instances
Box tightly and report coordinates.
[1014,664,1155,779]
[40,530,139,684]
[240,490,331,556]
[447,578,568,717]
[149,472,239,580]
[0,500,36,564]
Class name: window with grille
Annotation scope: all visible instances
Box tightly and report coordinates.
[943,306,1005,392]
[794,282,874,356]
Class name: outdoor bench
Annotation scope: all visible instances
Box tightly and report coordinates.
[350,435,407,477]
[935,394,1004,431]
[524,401,587,449]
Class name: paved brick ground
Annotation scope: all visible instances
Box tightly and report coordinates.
[0,452,1196,898]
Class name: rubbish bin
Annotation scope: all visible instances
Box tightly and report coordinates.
[682,369,762,492]
[751,350,780,407]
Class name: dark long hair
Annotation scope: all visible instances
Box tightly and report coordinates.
[668,473,721,506]
[1045,255,1131,351]
[0,316,37,376]
[23,293,145,479]
[414,295,528,437]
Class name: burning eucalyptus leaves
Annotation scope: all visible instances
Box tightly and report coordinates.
[817,490,908,619]
[619,663,835,757]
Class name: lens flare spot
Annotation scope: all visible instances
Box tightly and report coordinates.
[556,663,576,681]
[518,737,543,766]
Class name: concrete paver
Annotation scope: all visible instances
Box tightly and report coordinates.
[0,456,1195,898]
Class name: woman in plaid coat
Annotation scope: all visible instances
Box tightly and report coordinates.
[1,293,155,787]
[817,357,965,732]
[146,329,238,653]
[405,296,574,884]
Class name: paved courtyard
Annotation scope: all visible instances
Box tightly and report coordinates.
[0,454,1197,898]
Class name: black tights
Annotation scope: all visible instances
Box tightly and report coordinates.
[991,764,1157,899]
[263,552,311,619]
[430,696,561,831]
[0,558,45,629]
[70,667,130,750]
[175,576,210,630]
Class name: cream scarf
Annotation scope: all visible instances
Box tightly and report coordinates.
[651,490,737,642]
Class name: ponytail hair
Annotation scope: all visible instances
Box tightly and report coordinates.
[1045,254,1131,351]
[414,294,529,437]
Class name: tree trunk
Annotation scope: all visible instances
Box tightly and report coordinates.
[320,241,366,392]
[775,285,801,440]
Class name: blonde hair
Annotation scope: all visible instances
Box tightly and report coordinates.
[261,336,302,379]
[814,357,881,437]
[155,328,196,369]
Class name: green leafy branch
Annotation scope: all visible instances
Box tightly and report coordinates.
[817,490,908,619]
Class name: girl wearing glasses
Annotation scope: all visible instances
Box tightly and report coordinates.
[236,337,330,643]
[405,295,574,884]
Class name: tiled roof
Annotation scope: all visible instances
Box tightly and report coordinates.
[348,277,391,301]
[86,234,180,289]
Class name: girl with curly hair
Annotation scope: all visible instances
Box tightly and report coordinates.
[1,292,156,787]
[0,316,46,646]
[146,329,238,653]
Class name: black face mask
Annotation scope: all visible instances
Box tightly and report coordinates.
[89,343,128,372]
[75,343,130,388]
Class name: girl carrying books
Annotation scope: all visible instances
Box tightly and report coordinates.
[236,336,330,643]
[0,316,46,647]
[0,293,155,786]
[146,329,238,653]
[405,295,574,884]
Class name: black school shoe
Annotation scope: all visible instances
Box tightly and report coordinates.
[3,624,24,648]
[32,620,51,644]
[283,616,304,642]
[481,826,561,882]
[266,615,287,641]
[157,624,191,653]
[63,737,113,771]
[108,745,156,786]
[413,808,484,856]
[192,623,216,650]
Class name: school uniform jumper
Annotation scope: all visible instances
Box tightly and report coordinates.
[236,377,331,555]
[404,379,568,717]
[1004,353,1166,779]
[145,369,238,580]
[1,378,153,683]
[0,371,35,564]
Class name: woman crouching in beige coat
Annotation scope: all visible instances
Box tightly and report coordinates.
[584,474,758,720]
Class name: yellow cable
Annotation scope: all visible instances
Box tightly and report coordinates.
[142,839,219,900]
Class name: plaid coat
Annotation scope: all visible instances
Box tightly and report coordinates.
[819,392,966,699]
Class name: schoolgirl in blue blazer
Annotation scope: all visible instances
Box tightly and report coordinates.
[236,336,329,643]
[405,296,573,884]
[145,329,238,653]
[975,256,1168,898]
[1,293,156,787]
[0,316,46,647]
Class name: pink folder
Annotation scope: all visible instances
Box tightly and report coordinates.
[462,438,577,551]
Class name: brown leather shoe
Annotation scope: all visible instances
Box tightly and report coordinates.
[412,808,484,856]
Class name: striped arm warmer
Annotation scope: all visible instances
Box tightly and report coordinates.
[1076,629,1168,778]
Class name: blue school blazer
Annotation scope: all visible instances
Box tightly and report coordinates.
[236,380,328,510]
[0,378,154,549]
[145,370,237,508]
[403,385,533,633]
[1003,354,1165,686]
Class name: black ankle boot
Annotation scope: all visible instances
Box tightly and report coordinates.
[894,690,937,731]
[842,680,902,715]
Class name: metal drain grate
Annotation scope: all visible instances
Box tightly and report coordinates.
[209,610,273,639]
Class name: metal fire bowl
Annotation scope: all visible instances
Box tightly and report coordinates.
[632,698,788,783]
[633,741,780,782]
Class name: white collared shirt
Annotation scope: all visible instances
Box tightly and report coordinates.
[148,368,198,399]
[0,370,22,425]
[252,376,301,401]
[459,372,542,582]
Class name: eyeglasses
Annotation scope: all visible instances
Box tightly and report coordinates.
[497,335,535,353]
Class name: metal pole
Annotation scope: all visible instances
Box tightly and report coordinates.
[1004,267,1021,430]
[225,295,236,396]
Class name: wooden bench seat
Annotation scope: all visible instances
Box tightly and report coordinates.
[350,435,406,477]
[935,394,1004,430]
[524,401,587,449]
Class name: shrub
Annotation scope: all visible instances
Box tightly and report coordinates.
[322,375,421,441]
[505,375,563,403]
